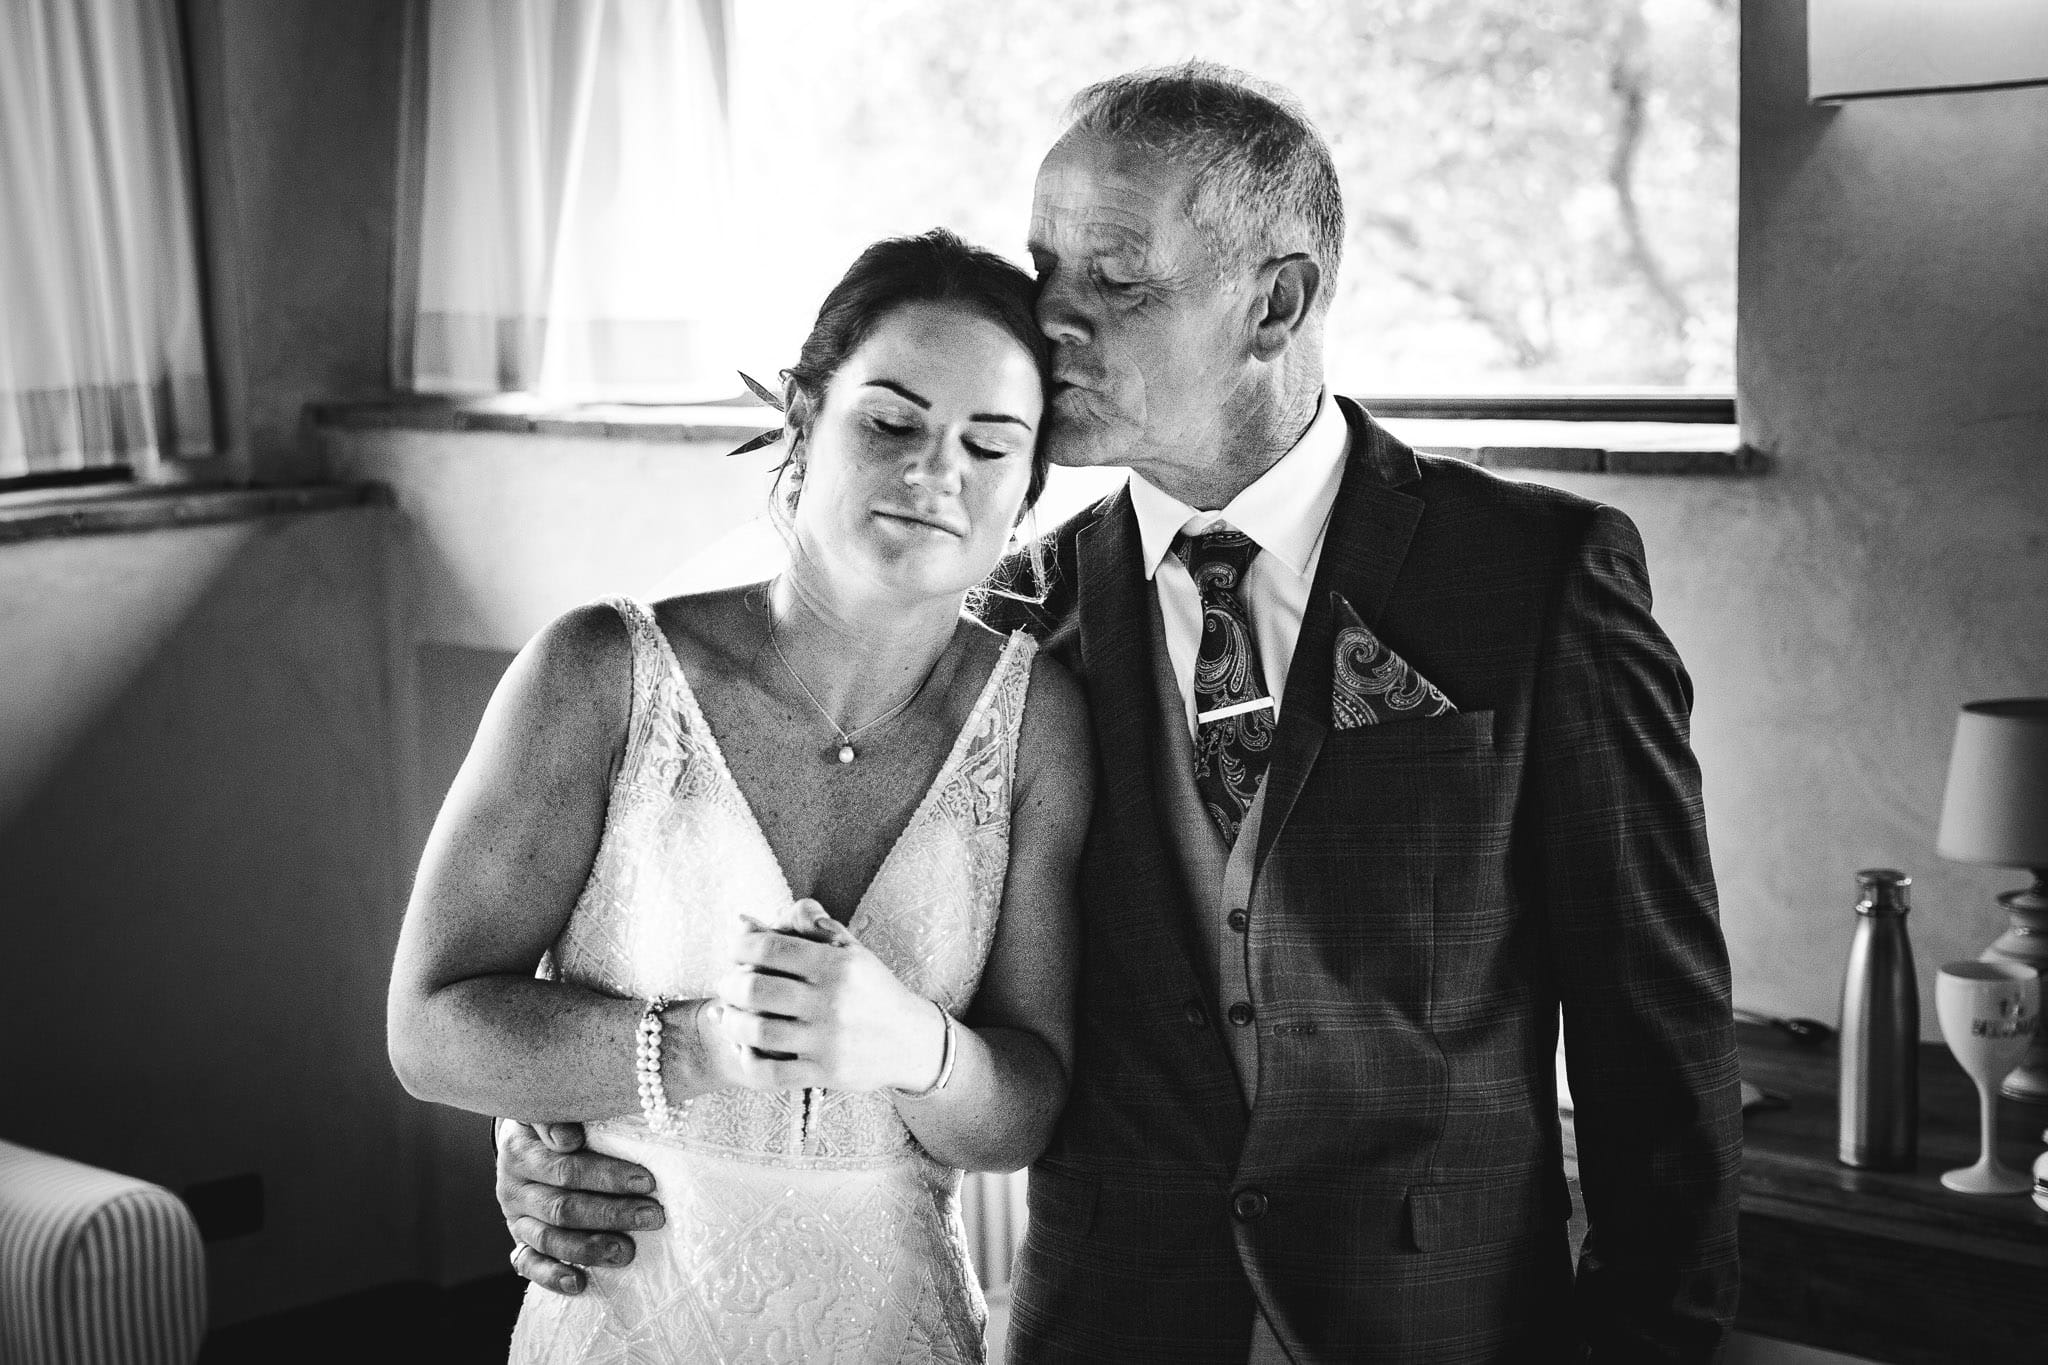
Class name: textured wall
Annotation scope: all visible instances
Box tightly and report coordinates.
[0,510,420,1325]
[1536,0,2048,1036]
[324,428,783,649]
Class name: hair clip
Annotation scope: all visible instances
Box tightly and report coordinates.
[726,370,786,457]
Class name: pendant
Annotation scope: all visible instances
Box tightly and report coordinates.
[836,743,856,764]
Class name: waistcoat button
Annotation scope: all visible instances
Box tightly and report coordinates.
[1232,1188,1269,1222]
[1183,1000,1208,1029]
[1226,908,1248,933]
[1227,1001,1255,1027]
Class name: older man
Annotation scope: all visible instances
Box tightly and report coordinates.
[496,63,1742,1363]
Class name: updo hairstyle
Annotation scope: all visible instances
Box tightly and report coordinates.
[775,229,1052,515]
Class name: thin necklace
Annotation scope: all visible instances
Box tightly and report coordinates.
[766,614,946,765]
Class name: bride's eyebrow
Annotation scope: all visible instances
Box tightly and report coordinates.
[862,379,930,407]
[864,378,1032,431]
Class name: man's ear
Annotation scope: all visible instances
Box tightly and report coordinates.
[1248,254,1321,362]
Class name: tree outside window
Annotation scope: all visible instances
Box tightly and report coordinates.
[729,0,1736,396]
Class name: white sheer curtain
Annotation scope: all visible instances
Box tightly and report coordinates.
[0,0,214,479]
[408,0,737,401]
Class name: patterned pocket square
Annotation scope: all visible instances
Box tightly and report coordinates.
[1330,592,1457,728]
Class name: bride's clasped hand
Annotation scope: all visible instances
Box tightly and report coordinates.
[706,898,958,1096]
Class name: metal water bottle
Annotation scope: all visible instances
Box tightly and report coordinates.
[1838,868,1919,1169]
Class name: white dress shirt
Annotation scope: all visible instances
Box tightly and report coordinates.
[1127,389,1352,739]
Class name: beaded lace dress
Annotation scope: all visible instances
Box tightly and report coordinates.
[508,598,1035,1365]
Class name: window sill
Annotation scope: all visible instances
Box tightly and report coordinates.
[310,395,771,446]
[0,481,391,546]
[309,396,1763,477]
[1384,418,1759,476]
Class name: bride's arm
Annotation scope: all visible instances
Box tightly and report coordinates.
[386,604,736,1123]
[893,652,1090,1171]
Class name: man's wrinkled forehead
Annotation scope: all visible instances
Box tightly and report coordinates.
[1028,134,1195,256]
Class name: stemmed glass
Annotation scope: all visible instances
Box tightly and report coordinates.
[1935,960,2040,1194]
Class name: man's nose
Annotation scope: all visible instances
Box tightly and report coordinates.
[1035,275,1092,347]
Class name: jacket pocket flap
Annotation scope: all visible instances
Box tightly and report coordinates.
[1405,1175,1560,1252]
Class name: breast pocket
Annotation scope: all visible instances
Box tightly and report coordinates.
[1330,708,1495,756]
[1294,710,1506,844]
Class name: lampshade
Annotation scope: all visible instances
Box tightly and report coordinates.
[1936,699,2048,868]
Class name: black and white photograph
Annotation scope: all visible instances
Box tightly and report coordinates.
[2,2,2044,1363]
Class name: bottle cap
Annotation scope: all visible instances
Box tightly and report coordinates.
[1855,868,1911,915]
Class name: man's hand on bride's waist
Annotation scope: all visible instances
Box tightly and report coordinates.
[496,1118,664,1296]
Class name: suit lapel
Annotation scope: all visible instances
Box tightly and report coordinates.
[1255,401,1426,868]
[1075,491,1213,987]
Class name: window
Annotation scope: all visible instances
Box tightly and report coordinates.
[406,0,736,401]
[727,0,1737,399]
[0,0,214,482]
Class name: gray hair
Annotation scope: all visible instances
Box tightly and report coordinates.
[1062,61,1344,311]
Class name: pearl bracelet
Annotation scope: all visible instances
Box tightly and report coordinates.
[894,1001,958,1099]
[635,996,681,1135]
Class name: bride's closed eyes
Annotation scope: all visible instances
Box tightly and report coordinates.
[855,404,1026,462]
[864,410,919,437]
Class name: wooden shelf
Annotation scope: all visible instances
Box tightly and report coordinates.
[1735,1022,2048,1363]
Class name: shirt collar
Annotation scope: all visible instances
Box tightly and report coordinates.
[1129,388,1350,581]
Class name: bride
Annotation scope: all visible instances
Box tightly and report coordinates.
[386,230,1090,1364]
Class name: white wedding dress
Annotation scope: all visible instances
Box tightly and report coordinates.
[508,597,1034,1365]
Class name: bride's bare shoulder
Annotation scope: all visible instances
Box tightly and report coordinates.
[648,583,772,679]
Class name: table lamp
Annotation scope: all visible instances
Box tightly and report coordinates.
[1935,698,2048,1103]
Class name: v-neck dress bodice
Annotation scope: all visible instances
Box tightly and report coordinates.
[509,597,1036,1365]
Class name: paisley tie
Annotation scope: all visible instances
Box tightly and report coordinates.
[1174,527,1276,841]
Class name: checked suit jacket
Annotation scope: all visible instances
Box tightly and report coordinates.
[981,400,1743,1364]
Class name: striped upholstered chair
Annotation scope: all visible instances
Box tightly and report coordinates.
[0,1140,206,1364]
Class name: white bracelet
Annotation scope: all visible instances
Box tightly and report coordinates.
[635,997,680,1135]
[894,1001,958,1099]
